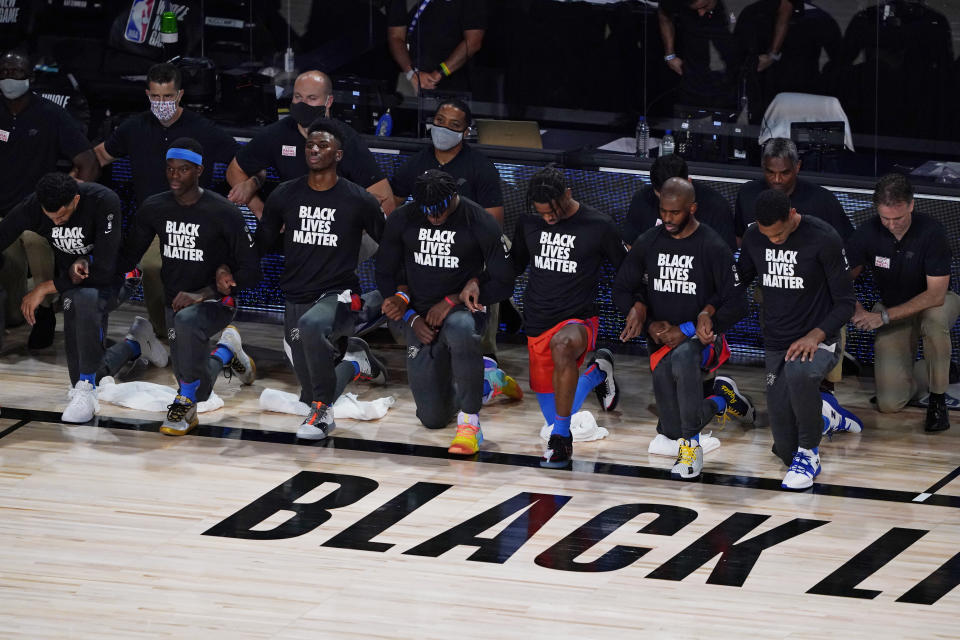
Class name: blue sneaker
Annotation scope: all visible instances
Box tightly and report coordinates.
[782,448,821,490]
[821,391,863,437]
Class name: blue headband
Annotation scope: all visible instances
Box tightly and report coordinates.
[166,148,203,166]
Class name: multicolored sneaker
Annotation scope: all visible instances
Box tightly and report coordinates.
[448,422,483,455]
[344,336,387,384]
[671,438,703,480]
[218,325,256,385]
[160,395,198,436]
[482,356,523,404]
[297,401,336,440]
[821,391,863,437]
[540,433,573,468]
[713,376,755,424]
[781,448,821,490]
[590,349,619,411]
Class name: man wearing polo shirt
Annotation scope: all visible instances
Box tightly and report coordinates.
[94,63,239,341]
[848,173,960,432]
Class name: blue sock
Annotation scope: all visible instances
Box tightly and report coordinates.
[810,446,819,456]
[690,432,700,443]
[536,392,557,427]
[179,379,200,402]
[554,414,572,437]
[212,344,233,366]
[707,394,726,414]
[79,372,96,386]
[350,360,361,377]
[125,338,141,358]
[571,363,606,414]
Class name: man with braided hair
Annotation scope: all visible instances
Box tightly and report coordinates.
[512,166,626,468]
[376,169,516,454]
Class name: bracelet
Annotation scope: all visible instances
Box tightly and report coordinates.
[698,311,711,317]
[767,51,782,62]
[444,295,457,306]
[394,291,410,304]
[405,69,417,81]
[664,54,677,62]
[439,62,452,77]
[408,313,421,327]
[880,309,890,325]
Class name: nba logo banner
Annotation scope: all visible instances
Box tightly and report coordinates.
[125,0,156,44]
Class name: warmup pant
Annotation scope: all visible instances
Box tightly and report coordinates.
[479,302,499,357]
[874,291,960,412]
[285,294,358,406]
[399,308,486,429]
[765,340,841,466]
[825,325,846,384]
[0,231,56,324]
[22,231,55,306]
[61,284,131,386]
[140,237,166,338]
[161,301,236,402]
[652,338,720,440]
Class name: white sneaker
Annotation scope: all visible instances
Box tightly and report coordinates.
[62,380,98,423]
[126,316,168,368]
[218,325,256,385]
[297,401,336,440]
[781,448,822,490]
[649,432,721,456]
[343,337,386,384]
[671,438,703,480]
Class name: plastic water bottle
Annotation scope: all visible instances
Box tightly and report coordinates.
[661,129,675,156]
[635,116,650,158]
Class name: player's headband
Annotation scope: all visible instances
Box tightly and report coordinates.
[166,148,203,166]
[419,195,454,218]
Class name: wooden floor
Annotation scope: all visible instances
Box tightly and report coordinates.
[0,306,958,639]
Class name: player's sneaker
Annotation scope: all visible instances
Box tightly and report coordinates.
[590,348,619,411]
[671,438,703,480]
[482,356,523,404]
[649,431,721,456]
[218,325,256,385]
[926,394,951,432]
[62,380,98,423]
[126,316,168,368]
[297,401,336,440]
[781,448,821,490]
[821,391,863,436]
[343,336,386,384]
[448,422,483,455]
[713,376,755,423]
[540,433,573,468]
[160,395,198,436]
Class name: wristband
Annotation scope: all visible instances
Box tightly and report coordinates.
[767,51,782,62]
[405,69,417,81]
[679,321,697,338]
[394,291,410,304]
[439,62,452,77]
[403,309,417,323]
[408,313,421,327]
[444,295,457,306]
[698,310,710,317]
[664,54,677,62]
[880,309,890,325]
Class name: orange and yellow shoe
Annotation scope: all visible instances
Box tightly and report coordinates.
[448,423,483,455]
[482,357,524,404]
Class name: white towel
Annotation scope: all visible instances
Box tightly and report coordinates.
[539,410,609,442]
[97,377,224,413]
[259,388,395,421]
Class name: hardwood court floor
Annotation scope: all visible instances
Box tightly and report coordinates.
[0,307,958,639]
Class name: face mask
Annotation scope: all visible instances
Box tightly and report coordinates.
[430,125,463,151]
[150,99,178,122]
[0,78,29,100]
[290,101,327,128]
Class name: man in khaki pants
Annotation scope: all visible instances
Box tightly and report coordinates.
[848,173,960,432]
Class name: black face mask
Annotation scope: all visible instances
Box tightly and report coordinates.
[290,101,328,128]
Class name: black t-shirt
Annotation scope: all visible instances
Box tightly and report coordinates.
[387,0,488,73]
[613,223,741,335]
[0,93,91,213]
[256,176,385,303]
[735,177,853,240]
[737,215,854,349]
[512,203,626,337]
[0,182,121,293]
[235,116,384,189]
[375,196,513,315]
[119,190,261,307]
[390,143,503,209]
[846,213,951,308]
[104,109,239,206]
[621,183,736,249]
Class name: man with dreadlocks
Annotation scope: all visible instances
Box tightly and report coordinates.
[513,166,627,468]
[376,169,516,454]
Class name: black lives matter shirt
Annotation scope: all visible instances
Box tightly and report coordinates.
[119,190,261,307]
[256,176,385,303]
[846,213,951,308]
[613,223,742,335]
[621,183,736,249]
[390,143,503,209]
[512,203,626,337]
[0,182,121,293]
[735,177,853,240]
[376,197,513,316]
[235,116,384,189]
[737,215,854,350]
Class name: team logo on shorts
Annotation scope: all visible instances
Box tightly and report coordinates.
[289,327,301,342]
[407,345,420,359]
[766,373,776,387]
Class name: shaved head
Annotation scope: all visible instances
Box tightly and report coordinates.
[660,177,695,206]
[293,70,333,107]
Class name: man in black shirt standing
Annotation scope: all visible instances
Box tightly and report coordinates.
[376,170,515,455]
[0,50,97,347]
[513,167,626,468]
[118,138,261,436]
[256,121,388,441]
[621,154,736,249]
[737,189,855,490]
[94,63,240,341]
[614,178,751,480]
[0,173,166,423]
[848,174,960,432]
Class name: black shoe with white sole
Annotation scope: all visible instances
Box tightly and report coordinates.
[590,348,619,411]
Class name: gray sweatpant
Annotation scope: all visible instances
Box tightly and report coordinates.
[652,338,720,440]
[61,284,128,386]
[765,340,841,466]
[285,294,358,406]
[163,301,236,402]
[400,308,486,429]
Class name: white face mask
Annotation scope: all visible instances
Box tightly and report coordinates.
[150,99,178,122]
[430,125,463,151]
[0,78,29,100]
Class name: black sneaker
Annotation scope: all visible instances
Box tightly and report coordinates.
[590,348,619,411]
[713,376,755,423]
[28,304,56,349]
[925,394,950,432]
[540,433,573,468]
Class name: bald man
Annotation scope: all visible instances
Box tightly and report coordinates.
[227,70,395,219]
[613,178,750,480]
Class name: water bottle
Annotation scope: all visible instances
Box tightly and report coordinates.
[661,129,675,156]
[635,116,650,158]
